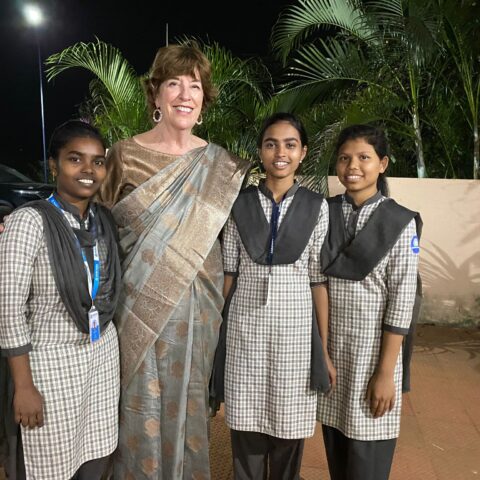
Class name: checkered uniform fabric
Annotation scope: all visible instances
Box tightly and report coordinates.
[0,207,120,480]
[222,188,329,439]
[317,195,419,441]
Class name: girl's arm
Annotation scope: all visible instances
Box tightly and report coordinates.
[0,209,45,428]
[223,274,235,299]
[8,354,44,428]
[309,200,336,389]
[366,331,403,418]
[311,283,336,390]
[312,283,329,352]
[221,215,240,299]
[367,218,419,417]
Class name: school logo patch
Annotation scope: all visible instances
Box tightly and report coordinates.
[410,235,420,254]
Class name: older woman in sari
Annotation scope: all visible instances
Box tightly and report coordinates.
[99,44,248,479]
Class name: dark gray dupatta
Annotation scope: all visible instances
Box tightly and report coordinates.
[210,186,330,411]
[18,200,121,334]
[321,195,423,392]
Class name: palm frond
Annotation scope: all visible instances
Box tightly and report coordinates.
[176,37,275,162]
[45,39,148,143]
[365,0,403,16]
[45,39,143,108]
[285,40,397,98]
[272,0,378,62]
[368,0,442,67]
[274,84,338,113]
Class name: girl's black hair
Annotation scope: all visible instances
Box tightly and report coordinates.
[335,124,390,197]
[48,120,106,161]
[257,112,309,148]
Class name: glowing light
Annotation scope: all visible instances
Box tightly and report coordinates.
[23,4,44,27]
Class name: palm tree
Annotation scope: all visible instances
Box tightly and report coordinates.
[45,38,273,163]
[440,0,480,179]
[44,38,338,191]
[271,0,444,178]
[45,39,149,146]
[185,39,274,162]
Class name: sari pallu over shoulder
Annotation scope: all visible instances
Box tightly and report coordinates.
[111,143,249,387]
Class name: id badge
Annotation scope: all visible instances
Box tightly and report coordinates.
[263,272,273,307]
[88,307,101,343]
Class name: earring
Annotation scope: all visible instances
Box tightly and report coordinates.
[152,108,163,123]
[196,114,203,126]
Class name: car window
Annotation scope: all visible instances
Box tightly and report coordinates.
[0,164,32,183]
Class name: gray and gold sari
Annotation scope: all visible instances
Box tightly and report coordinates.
[108,141,248,479]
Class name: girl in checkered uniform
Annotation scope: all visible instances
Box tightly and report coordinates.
[317,125,421,480]
[219,113,333,480]
[0,121,121,480]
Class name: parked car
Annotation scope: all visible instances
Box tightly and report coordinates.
[0,164,54,221]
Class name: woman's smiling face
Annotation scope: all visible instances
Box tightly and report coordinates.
[336,138,388,196]
[260,121,307,181]
[155,71,204,131]
[49,136,106,205]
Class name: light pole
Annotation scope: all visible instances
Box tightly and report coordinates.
[23,4,48,183]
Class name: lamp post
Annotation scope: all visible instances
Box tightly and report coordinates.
[23,4,48,183]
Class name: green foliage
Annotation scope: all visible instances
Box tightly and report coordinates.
[272,0,480,179]
[184,38,274,162]
[45,38,275,167]
[44,1,480,183]
[272,0,448,178]
[439,0,480,178]
[272,0,377,63]
[45,39,150,145]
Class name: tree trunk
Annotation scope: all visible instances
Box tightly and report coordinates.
[474,121,479,180]
[412,109,427,178]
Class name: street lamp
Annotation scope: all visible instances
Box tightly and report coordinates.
[23,4,48,183]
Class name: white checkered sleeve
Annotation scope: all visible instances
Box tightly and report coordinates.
[309,199,329,285]
[383,219,419,334]
[222,215,240,275]
[0,208,43,355]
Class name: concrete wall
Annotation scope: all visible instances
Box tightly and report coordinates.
[327,177,480,326]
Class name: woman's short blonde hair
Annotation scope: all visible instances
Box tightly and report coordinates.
[144,44,217,115]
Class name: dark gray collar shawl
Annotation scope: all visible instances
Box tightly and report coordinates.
[18,198,121,334]
[232,182,325,265]
[321,194,423,280]
[208,184,330,404]
[321,194,423,393]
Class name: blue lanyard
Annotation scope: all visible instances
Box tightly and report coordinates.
[267,198,283,266]
[48,195,100,302]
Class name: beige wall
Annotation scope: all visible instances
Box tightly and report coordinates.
[327,177,480,326]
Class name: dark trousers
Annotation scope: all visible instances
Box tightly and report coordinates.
[322,425,397,480]
[230,429,305,480]
[70,455,110,480]
[7,433,109,480]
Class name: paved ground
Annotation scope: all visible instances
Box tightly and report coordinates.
[2,325,479,480]
[210,325,480,480]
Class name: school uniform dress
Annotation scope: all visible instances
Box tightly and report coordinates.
[222,182,328,479]
[317,192,419,480]
[0,204,120,480]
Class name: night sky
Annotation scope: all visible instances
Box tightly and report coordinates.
[1,0,294,179]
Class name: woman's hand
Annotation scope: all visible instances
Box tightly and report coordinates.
[365,370,395,418]
[13,384,44,428]
[0,213,9,232]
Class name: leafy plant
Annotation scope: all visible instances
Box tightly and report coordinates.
[45,38,275,166]
[272,0,445,177]
[45,39,150,145]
